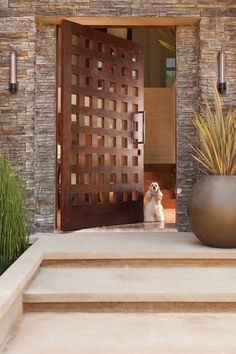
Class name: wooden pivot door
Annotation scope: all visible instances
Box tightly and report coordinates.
[60,20,144,231]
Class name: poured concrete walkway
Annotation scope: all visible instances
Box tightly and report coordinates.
[2,231,236,353]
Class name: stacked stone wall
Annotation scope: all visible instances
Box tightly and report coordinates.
[199,16,236,106]
[0,15,36,225]
[34,24,56,231]
[0,1,236,231]
[176,25,199,231]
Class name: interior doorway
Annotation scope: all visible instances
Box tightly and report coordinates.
[56,23,176,231]
[99,27,176,230]
[133,28,176,228]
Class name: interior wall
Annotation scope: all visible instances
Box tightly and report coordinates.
[144,87,176,164]
[132,28,176,166]
[107,28,128,39]
[132,28,175,87]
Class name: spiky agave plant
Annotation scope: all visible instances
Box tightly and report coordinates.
[0,154,28,275]
[191,83,236,175]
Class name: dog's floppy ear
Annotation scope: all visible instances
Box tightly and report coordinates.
[145,190,152,201]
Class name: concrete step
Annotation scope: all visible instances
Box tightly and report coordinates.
[23,265,236,305]
[162,189,175,199]
[161,189,176,208]
[3,232,236,353]
[162,198,176,208]
[3,312,236,354]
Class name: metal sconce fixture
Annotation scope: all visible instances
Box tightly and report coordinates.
[218,51,226,94]
[9,51,18,94]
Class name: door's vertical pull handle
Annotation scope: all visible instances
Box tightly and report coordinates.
[138,110,145,144]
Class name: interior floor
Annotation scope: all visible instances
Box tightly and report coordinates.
[80,209,176,232]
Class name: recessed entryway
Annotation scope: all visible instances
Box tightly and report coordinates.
[131,27,176,229]
[56,23,176,231]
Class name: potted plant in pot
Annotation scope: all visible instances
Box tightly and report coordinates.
[187,83,236,248]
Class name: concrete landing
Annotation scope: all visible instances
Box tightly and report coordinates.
[3,312,236,354]
[2,232,236,353]
[23,266,236,304]
[32,232,236,260]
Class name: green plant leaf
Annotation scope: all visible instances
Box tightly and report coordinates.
[158,39,175,52]
[0,154,28,275]
[190,83,236,175]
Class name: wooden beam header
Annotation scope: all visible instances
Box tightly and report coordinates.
[36,16,200,27]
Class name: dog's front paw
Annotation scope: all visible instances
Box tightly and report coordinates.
[144,217,156,223]
[144,212,156,222]
[156,213,165,222]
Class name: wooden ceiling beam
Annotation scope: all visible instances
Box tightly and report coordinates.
[36,16,200,27]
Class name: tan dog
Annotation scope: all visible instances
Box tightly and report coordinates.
[144,182,165,222]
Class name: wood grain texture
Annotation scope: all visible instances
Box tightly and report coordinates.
[60,20,144,231]
[37,16,200,27]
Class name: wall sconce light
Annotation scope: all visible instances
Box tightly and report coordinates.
[9,51,18,94]
[218,51,226,94]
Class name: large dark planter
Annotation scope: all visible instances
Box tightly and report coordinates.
[187,176,236,248]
